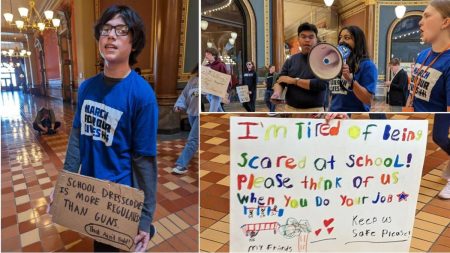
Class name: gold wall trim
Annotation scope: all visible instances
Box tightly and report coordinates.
[376,1,428,5]
[374,2,380,67]
[148,0,157,82]
[264,0,270,67]
[178,0,191,82]
[338,0,364,14]
[94,0,100,21]
[95,0,100,72]
[242,0,257,64]
[341,4,366,20]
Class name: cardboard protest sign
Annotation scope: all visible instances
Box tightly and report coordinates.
[201,66,231,98]
[236,85,251,103]
[50,171,144,251]
[230,117,427,252]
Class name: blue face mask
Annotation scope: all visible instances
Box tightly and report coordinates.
[337,44,351,63]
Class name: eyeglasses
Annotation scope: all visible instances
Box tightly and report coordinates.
[246,63,252,66]
[100,24,129,36]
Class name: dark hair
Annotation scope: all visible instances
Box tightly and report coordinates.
[135,67,142,75]
[94,5,146,66]
[338,26,369,73]
[205,47,220,60]
[389,58,401,66]
[297,22,318,37]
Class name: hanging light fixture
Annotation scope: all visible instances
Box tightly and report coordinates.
[1,47,32,58]
[324,0,334,7]
[207,42,213,48]
[230,32,237,39]
[395,1,406,19]
[3,0,61,33]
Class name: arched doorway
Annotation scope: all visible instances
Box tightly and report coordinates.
[386,11,427,80]
[201,0,256,86]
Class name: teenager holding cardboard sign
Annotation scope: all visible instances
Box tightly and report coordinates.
[55,5,157,252]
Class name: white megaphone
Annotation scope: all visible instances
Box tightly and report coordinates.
[308,43,351,80]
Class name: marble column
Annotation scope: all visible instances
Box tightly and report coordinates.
[272,0,285,71]
[71,0,96,104]
[154,0,183,134]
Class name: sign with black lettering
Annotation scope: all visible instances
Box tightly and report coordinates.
[236,85,251,103]
[201,66,231,98]
[230,117,428,252]
[50,171,144,251]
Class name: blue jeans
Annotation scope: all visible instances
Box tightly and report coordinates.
[207,94,224,112]
[176,115,199,168]
[264,90,276,112]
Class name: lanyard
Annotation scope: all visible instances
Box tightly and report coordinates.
[407,45,450,106]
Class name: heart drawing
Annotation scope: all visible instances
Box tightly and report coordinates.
[314,218,335,236]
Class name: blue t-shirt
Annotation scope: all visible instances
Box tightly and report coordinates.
[73,70,158,186]
[330,59,377,112]
[412,48,450,112]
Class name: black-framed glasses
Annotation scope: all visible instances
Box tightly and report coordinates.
[100,24,129,36]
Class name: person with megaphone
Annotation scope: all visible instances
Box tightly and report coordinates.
[404,0,449,112]
[271,22,328,112]
[328,26,377,112]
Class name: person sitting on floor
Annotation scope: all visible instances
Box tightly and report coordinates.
[33,107,61,135]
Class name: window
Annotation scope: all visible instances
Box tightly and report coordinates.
[390,15,428,75]
[1,62,17,89]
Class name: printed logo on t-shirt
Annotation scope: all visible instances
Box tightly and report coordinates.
[191,88,199,97]
[244,73,254,77]
[330,78,350,95]
[412,64,442,102]
[80,100,123,146]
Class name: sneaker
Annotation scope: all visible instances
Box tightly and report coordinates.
[149,224,157,239]
[172,165,188,174]
[438,181,450,199]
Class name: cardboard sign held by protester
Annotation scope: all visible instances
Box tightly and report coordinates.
[201,67,231,98]
[50,171,144,251]
[236,85,250,103]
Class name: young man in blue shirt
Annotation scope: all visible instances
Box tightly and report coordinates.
[271,22,328,112]
[58,5,158,252]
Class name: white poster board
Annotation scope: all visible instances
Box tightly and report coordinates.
[201,67,231,98]
[230,117,427,252]
[237,85,251,103]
